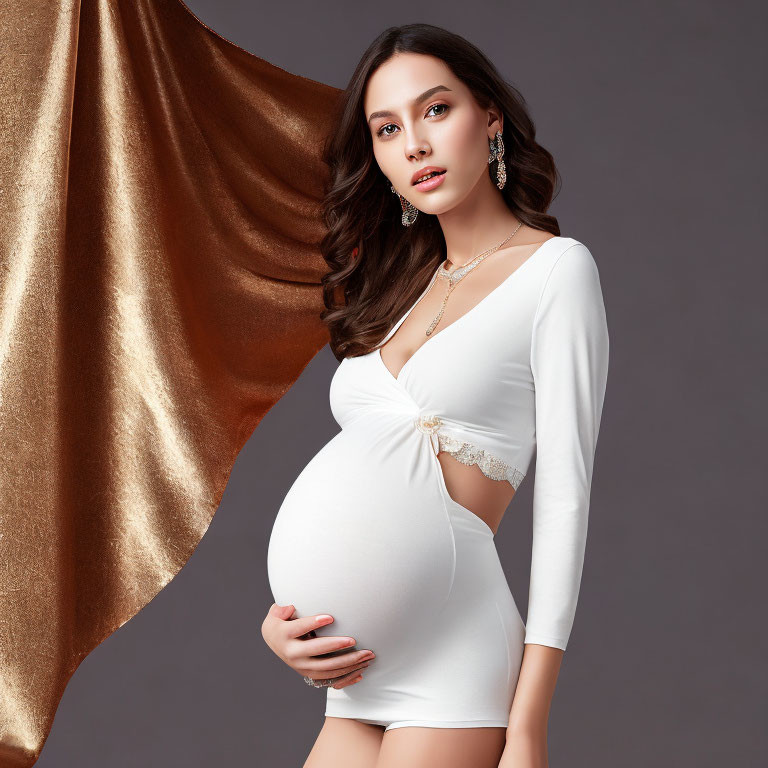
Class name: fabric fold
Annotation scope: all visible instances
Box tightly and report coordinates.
[0,1,340,763]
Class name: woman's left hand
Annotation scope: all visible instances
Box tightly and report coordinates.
[497,725,548,768]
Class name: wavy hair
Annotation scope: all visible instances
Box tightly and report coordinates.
[319,23,561,360]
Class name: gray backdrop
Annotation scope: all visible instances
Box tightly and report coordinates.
[37,1,767,765]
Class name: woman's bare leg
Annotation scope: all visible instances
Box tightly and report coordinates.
[303,716,385,768]
[375,726,506,768]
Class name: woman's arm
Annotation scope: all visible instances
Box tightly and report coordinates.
[524,242,609,652]
[500,644,561,767]
[501,242,609,763]
[508,644,562,733]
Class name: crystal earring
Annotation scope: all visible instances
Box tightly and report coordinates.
[487,130,507,190]
[390,183,419,226]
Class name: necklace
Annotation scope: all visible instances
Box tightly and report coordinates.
[424,220,523,337]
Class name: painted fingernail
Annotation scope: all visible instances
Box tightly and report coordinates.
[317,615,332,623]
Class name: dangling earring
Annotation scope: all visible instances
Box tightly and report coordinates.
[390,183,419,226]
[487,130,507,190]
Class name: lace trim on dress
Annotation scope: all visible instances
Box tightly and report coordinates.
[414,415,526,490]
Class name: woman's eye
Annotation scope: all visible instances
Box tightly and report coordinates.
[426,103,449,118]
[375,104,450,139]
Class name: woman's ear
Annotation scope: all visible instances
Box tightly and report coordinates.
[488,107,503,137]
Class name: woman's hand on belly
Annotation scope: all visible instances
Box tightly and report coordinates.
[261,603,376,690]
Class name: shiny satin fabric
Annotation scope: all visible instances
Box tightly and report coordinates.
[0,1,340,763]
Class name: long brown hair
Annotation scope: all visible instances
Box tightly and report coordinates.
[319,23,561,361]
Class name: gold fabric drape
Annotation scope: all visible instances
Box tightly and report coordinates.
[0,1,341,764]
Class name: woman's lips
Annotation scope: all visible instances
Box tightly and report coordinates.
[413,170,447,191]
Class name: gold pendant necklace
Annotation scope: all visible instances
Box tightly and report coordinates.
[424,221,523,337]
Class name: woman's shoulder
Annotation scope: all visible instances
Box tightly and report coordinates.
[539,236,601,280]
[532,236,606,318]
[542,234,593,257]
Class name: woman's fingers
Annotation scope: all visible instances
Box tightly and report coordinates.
[311,658,370,681]
[282,609,335,640]
[327,666,368,690]
[306,648,376,673]
[301,634,360,659]
[272,606,376,682]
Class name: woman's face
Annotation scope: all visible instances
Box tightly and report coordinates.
[363,52,501,216]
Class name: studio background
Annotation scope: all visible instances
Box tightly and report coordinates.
[35,1,766,765]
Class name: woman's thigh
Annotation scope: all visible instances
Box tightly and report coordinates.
[303,716,385,768]
[375,726,507,768]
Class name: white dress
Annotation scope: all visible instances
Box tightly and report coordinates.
[267,236,609,731]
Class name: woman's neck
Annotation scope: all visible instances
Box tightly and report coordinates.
[436,174,522,267]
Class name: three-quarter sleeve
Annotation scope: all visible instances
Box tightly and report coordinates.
[525,242,610,651]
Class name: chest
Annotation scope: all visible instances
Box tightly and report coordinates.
[333,274,540,432]
[380,245,549,381]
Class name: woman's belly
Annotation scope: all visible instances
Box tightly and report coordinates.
[266,420,456,666]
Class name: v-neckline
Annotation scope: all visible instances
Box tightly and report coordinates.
[377,236,561,383]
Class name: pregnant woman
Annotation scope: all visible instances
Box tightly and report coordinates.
[263,23,609,768]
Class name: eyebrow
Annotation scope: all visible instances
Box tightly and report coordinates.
[367,85,453,124]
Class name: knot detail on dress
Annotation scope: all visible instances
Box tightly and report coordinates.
[414,414,443,435]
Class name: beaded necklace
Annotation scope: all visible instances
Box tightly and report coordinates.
[424,220,523,337]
